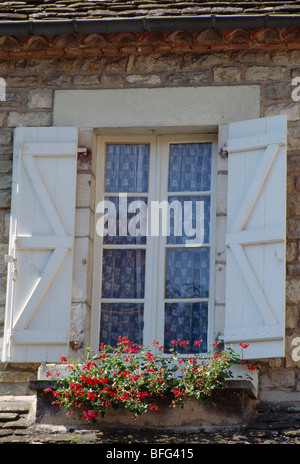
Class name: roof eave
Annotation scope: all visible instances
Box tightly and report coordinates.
[0,14,300,36]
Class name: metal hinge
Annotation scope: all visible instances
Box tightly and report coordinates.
[4,254,18,282]
[219,146,228,158]
[78,147,88,156]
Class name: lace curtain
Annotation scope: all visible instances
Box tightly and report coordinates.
[100,142,211,353]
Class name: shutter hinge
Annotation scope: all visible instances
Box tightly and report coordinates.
[4,254,15,263]
[4,254,18,282]
[78,147,88,156]
[219,146,228,158]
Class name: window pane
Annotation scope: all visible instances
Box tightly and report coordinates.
[167,195,210,244]
[102,196,147,245]
[102,249,145,299]
[164,302,208,354]
[105,144,149,193]
[165,248,209,299]
[168,143,211,192]
[100,303,144,347]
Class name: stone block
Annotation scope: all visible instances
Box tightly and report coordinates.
[0,160,12,175]
[100,75,123,87]
[0,190,11,209]
[287,278,300,303]
[133,53,182,73]
[6,76,43,88]
[43,75,72,86]
[260,370,296,390]
[0,243,8,275]
[286,306,300,330]
[287,218,300,239]
[76,172,92,208]
[3,92,24,109]
[168,70,212,84]
[7,111,51,127]
[264,81,293,101]
[125,74,161,85]
[0,112,6,127]
[75,207,90,237]
[73,75,100,86]
[216,172,227,215]
[72,236,90,303]
[287,263,300,275]
[214,304,225,337]
[182,52,227,70]
[27,89,53,109]
[69,302,88,350]
[0,132,11,145]
[0,305,4,325]
[215,214,227,258]
[265,102,300,122]
[0,174,11,191]
[286,241,297,262]
[245,66,289,82]
[78,128,93,151]
[230,49,271,65]
[213,67,242,83]
[272,49,300,65]
[214,263,226,305]
[287,123,300,151]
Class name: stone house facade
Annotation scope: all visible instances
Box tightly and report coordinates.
[0,1,300,421]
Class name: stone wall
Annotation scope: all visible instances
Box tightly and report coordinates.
[0,27,300,401]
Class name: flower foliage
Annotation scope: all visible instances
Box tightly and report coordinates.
[46,337,255,422]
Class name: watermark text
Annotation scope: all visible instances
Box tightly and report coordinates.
[96,194,205,245]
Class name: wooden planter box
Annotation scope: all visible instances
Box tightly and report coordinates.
[29,364,258,429]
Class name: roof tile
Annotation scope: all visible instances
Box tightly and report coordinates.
[0,0,299,22]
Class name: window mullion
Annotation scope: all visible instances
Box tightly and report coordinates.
[155,137,170,346]
[143,136,161,346]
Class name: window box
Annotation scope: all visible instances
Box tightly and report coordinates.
[29,363,258,428]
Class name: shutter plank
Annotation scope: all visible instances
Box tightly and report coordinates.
[18,236,72,249]
[13,330,68,344]
[227,132,285,152]
[22,142,77,156]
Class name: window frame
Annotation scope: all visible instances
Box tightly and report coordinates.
[90,133,218,355]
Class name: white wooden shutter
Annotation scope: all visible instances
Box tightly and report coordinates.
[2,126,78,362]
[223,115,286,359]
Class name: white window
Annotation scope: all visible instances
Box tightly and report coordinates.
[91,135,217,354]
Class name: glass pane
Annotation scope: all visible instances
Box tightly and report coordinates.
[168,143,212,192]
[164,302,208,354]
[105,144,149,193]
[167,195,210,245]
[100,303,144,347]
[102,249,145,299]
[165,248,209,299]
[102,196,147,245]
